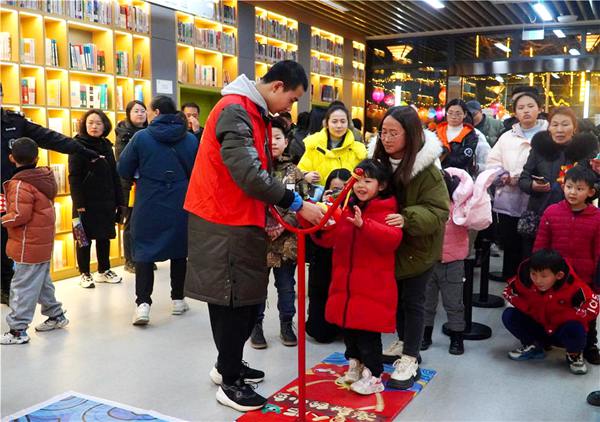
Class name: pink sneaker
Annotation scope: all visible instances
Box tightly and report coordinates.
[350,367,384,395]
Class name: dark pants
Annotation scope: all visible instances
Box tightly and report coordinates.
[1,225,14,294]
[498,213,523,282]
[76,239,111,274]
[257,262,297,323]
[123,206,134,264]
[135,258,186,306]
[502,307,587,353]
[344,328,383,377]
[306,246,339,342]
[587,318,598,349]
[396,267,433,358]
[208,302,260,385]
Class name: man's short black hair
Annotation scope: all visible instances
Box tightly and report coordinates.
[181,102,200,113]
[150,95,177,115]
[565,164,597,189]
[529,249,567,274]
[10,137,38,165]
[352,118,362,131]
[262,60,308,92]
[512,85,539,98]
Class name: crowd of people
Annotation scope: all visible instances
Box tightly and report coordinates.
[1,60,600,412]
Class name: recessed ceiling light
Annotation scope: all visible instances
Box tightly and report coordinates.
[318,0,349,13]
[424,0,445,9]
[533,3,553,21]
[553,29,566,38]
[569,48,580,55]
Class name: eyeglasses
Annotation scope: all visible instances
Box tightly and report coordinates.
[378,133,402,141]
[446,111,465,117]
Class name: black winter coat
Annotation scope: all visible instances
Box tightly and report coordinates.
[519,131,599,215]
[69,134,124,239]
[441,127,479,176]
[115,120,146,205]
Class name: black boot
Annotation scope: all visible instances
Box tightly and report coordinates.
[584,346,600,365]
[449,331,464,355]
[250,322,267,349]
[421,326,433,351]
[280,320,297,347]
[588,391,600,407]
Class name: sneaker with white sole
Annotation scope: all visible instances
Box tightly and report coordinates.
[80,273,95,288]
[382,339,404,364]
[508,344,545,361]
[350,367,385,395]
[567,353,587,375]
[96,269,122,284]
[216,379,267,412]
[1,329,30,345]
[338,358,364,384]
[35,313,69,332]
[210,361,265,385]
[388,355,420,390]
[132,303,150,325]
[172,299,189,315]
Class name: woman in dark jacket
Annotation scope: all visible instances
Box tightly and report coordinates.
[115,100,147,273]
[519,106,599,255]
[117,95,198,325]
[69,109,124,289]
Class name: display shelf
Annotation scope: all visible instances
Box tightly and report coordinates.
[351,41,366,121]
[1,2,153,280]
[310,26,343,105]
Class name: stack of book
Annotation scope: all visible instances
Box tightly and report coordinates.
[21,38,35,64]
[255,15,267,36]
[353,47,365,63]
[223,4,236,25]
[69,43,106,72]
[133,54,143,77]
[115,50,129,76]
[320,85,338,103]
[0,33,11,61]
[177,60,188,83]
[45,38,59,66]
[70,81,109,109]
[194,64,217,87]
[21,77,36,104]
[67,0,113,25]
[51,164,67,194]
[115,4,149,33]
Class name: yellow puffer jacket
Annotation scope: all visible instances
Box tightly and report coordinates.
[298,128,367,182]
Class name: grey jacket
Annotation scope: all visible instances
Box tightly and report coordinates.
[475,114,504,147]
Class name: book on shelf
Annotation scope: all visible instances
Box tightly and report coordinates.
[71,118,79,135]
[48,117,64,135]
[115,50,129,76]
[116,4,149,33]
[69,43,105,72]
[223,4,236,25]
[68,0,113,25]
[21,38,35,64]
[21,77,36,105]
[134,84,143,102]
[116,85,124,111]
[177,60,188,83]
[133,54,143,78]
[51,163,67,194]
[52,239,66,270]
[47,79,61,107]
[45,38,59,67]
[0,32,11,61]
[320,85,338,103]
[54,202,62,231]
[70,81,109,109]
[194,65,216,87]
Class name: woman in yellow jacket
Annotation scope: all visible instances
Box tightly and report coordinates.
[298,104,367,184]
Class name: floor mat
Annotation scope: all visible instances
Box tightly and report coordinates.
[238,352,436,422]
[4,391,183,422]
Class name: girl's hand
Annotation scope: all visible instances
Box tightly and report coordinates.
[304,171,320,184]
[77,207,86,212]
[385,213,404,228]
[532,180,551,192]
[346,205,363,228]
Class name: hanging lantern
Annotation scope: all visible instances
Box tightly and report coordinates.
[418,107,428,122]
[438,86,446,104]
[371,88,385,103]
[427,107,436,120]
[384,94,395,107]
[436,107,445,121]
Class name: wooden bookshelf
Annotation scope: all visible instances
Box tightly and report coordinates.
[352,41,365,122]
[175,0,238,125]
[1,1,152,280]
[310,26,343,108]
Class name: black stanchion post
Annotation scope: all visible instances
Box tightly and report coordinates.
[443,258,492,340]
[472,240,505,308]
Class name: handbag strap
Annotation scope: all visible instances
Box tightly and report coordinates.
[170,145,191,180]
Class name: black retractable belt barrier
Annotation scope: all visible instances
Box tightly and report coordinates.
[472,240,505,308]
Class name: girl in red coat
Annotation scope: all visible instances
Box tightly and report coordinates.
[313,159,403,395]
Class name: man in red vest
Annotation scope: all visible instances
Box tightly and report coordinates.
[184,61,323,412]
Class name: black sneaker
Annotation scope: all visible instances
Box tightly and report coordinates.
[587,391,600,407]
[250,322,267,349]
[584,346,600,365]
[216,379,267,412]
[209,361,265,385]
[449,331,464,355]
[280,321,297,346]
[421,326,433,351]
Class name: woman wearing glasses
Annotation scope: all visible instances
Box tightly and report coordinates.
[372,106,449,390]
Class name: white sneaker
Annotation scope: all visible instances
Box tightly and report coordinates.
[0,330,30,345]
[172,299,189,315]
[567,353,588,375]
[96,269,122,284]
[80,273,95,289]
[35,313,69,332]
[382,339,404,363]
[350,368,385,395]
[388,355,420,390]
[338,358,364,384]
[132,303,150,325]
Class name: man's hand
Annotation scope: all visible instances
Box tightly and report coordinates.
[304,171,321,184]
[385,213,405,228]
[346,205,363,228]
[297,201,325,226]
[532,180,551,192]
[189,115,201,133]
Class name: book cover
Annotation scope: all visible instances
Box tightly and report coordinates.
[47,79,61,106]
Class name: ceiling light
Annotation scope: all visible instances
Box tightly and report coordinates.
[318,0,349,13]
[569,48,580,55]
[553,29,566,38]
[424,0,445,9]
[387,45,413,61]
[495,75,504,83]
[494,42,511,53]
[533,3,553,21]
[551,73,560,79]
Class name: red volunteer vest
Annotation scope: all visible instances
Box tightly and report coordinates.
[184,94,271,227]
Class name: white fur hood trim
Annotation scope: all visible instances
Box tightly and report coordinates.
[410,130,443,180]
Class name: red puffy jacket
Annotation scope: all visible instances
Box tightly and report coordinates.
[503,259,599,335]
[314,197,403,333]
[533,200,600,287]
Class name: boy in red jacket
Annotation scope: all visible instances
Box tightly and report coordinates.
[533,165,600,364]
[1,138,68,345]
[502,249,599,374]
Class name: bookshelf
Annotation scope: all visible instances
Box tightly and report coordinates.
[1,0,152,280]
[253,7,298,119]
[310,26,343,109]
[175,0,237,125]
[352,41,365,122]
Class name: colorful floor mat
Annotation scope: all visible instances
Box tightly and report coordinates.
[3,391,183,422]
[238,352,436,422]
